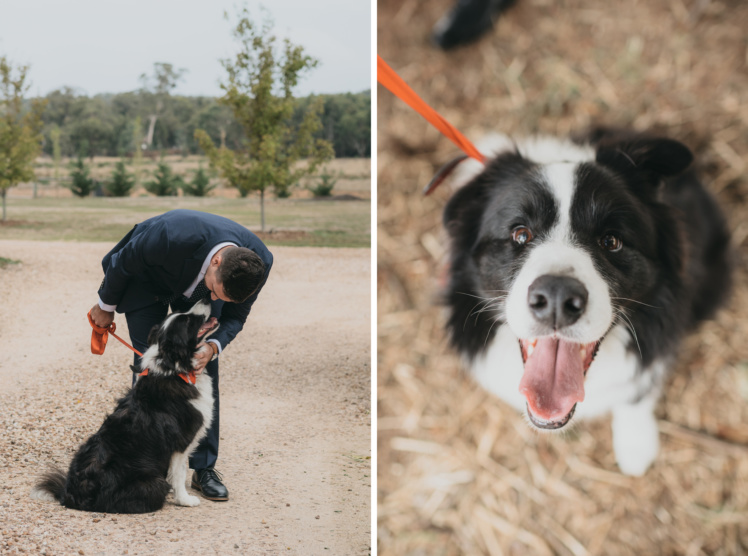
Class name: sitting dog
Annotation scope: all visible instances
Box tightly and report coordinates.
[440,129,731,475]
[31,299,219,513]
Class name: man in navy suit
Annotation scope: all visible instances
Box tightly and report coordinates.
[89,209,273,501]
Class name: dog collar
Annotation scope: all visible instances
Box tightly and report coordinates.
[138,368,197,385]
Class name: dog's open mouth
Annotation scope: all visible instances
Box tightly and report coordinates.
[198,317,219,339]
[518,337,601,430]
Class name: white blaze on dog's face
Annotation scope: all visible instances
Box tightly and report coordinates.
[140,299,219,377]
[504,162,613,342]
[442,135,694,431]
[501,162,614,428]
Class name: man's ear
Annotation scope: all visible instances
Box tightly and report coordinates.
[596,137,693,178]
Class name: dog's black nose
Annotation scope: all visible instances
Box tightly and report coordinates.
[527,275,588,329]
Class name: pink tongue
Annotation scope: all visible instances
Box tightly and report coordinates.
[518,338,586,421]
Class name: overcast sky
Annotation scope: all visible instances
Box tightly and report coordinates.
[0,0,371,98]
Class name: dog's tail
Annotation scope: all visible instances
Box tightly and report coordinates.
[30,468,66,503]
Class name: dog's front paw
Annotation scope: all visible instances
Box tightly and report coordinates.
[611,404,660,476]
[175,494,201,507]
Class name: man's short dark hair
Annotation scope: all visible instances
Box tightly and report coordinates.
[217,247,266,303]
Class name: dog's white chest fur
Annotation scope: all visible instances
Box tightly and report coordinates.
[168,372,214,507]
[189,372,214,442]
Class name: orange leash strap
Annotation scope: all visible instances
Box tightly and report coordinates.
[88,310,197,384]
[377,55,486,168]
[87,310,143,357]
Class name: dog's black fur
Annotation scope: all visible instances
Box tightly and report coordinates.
[33,300,215,513]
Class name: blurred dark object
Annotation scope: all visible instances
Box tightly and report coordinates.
[432,0,518,49]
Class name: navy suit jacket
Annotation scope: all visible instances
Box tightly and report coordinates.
[98,209,273,350]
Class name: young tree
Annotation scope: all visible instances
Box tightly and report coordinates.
[182,165,215,197]
[106,160,136,197]
[308,167,338,198]
[131,116,144,186]
[68,156,96,197]
[50,124,62,185]
[274,183,292,199]
[140,63,186,151]
[195,7,333,231]
[144,160,182,196]
[0,57,46,221]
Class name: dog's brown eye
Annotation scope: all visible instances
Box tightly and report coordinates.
[600,234,623,252]
[512,226,533,246]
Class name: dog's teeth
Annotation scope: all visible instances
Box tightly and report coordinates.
[527,344,535,358]
[580,346,586,359]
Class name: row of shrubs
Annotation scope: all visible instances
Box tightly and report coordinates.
[66,159,339,198]
[68,159,214,198]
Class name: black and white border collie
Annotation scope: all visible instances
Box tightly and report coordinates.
[442,129,731,475]
[31,299,219,513]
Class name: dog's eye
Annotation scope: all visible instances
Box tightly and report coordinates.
[600,234,623,252]
[512,226,533,246]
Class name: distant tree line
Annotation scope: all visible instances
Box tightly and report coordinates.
[36,88,370,159]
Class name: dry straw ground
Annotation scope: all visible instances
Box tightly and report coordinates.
[378,0,748,554]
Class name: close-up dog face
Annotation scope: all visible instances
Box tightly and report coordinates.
[377,1,747,552]
[142,300,220,375]
[444,136,692,428]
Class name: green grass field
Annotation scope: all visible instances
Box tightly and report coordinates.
[0,196,370,248]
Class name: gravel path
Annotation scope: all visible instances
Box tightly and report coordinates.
[0,240,371,555]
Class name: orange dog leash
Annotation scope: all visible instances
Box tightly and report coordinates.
[88,310,142,357]
[377,55,486,194]
[87,310,197,384]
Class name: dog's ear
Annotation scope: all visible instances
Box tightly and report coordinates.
[147,324,160,346]
[443,151,529,239]
[443,174,491,242]
[596,137,693,178]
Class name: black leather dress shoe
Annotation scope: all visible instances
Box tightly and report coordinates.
[432,0,517,50]
[191,468,229,501]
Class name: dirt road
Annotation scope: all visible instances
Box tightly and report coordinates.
[0,240,371,555]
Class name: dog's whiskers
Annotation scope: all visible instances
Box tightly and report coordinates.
[613,305,642,359]
[610,297,661,309]
[454,292,508,344]
[484,317,502,348]
[456,290,509,301]
[471,299,506,316]
[456,291,508,330]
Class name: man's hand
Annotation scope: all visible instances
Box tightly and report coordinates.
[192,343,215,375]
[90,304,115,328]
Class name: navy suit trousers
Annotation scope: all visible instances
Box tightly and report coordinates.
[125,299,221,471]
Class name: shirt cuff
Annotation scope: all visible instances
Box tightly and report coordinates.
[207,339,222,355]
[98,297,117,312]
